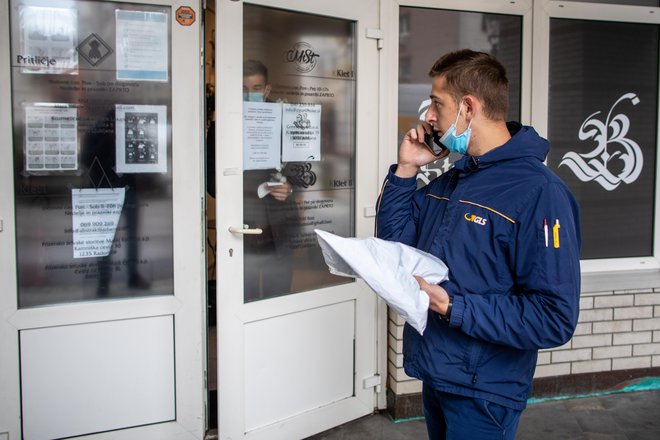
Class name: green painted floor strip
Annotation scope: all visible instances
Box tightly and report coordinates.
[527,377,660,404]
[390,377,660,422]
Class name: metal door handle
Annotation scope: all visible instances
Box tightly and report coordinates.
[228,225,263,235]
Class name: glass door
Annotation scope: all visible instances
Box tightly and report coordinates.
[215,0,381,439]
[0,1,205,439]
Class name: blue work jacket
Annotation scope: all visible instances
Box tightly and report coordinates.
[376,122,581,410]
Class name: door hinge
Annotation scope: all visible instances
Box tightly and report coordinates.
[366,28,384,50]
[363,374,382,392]
[0,218,3,232]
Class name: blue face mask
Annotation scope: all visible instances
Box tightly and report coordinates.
[439,101,472,155]
[244,92,265,102]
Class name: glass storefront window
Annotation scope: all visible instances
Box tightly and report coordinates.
[9,0,174,307]
[241,5,356,302]
[397,7,523,186]
[546,18,659,259]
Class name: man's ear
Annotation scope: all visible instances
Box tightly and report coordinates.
[462,95,478,117]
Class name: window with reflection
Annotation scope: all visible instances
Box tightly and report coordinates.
[397,7,522,186]
[241,4,356,302]
[9,0,174,307]
[546,19,659,259]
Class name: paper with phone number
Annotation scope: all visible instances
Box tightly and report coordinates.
[315,229,449,335]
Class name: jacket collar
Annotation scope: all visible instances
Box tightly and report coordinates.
[453,122,549,174]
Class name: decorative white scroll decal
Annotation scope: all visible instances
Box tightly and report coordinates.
[559,93,643,191]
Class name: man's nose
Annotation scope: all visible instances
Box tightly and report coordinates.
[424,106,435,123]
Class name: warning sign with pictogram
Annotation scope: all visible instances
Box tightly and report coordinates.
[76,33,113,67]
[176,6,195,26]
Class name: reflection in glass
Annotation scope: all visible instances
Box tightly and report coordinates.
[242,5,356,302]
[547,19,659,259]
[397,7,522,186]
[9,0,174,307]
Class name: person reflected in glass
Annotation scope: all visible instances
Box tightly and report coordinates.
[242,59,297,301]
[82,108,151,298]
[243,60,298,302]
[207,60,297,301]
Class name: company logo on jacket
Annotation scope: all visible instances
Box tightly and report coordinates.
[464,213,487,226]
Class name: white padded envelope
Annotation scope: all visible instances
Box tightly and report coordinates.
[315,229,449,335]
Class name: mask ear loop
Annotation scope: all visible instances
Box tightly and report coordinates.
[455,100,472,137]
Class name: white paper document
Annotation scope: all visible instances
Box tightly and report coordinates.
[71,188,125,259]
[282,103,321,162]
[19,6,78,75]
[115,10,168,81]
[315,229,449,335]
[25,104,78,171]
[115,104,168,173]
[243,101,282,170]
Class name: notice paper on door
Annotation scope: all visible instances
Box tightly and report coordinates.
[282,103,321,162]
[24,103,78,172]
[71,188,125,258]
[314,229,449,335]
[243,101,282,170]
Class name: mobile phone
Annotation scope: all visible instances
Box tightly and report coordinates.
[423,130,446,156]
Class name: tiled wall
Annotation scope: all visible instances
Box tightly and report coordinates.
[387,288,660,398]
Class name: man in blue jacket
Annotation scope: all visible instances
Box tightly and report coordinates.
[376,49,581,439]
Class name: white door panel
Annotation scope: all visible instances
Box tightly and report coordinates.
[216,0,381,438]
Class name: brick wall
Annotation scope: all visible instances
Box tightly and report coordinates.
[387,287,660,414]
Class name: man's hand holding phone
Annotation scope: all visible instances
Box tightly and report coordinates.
[396,122,449,178]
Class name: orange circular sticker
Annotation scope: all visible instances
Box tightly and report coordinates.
[176,6,195,26]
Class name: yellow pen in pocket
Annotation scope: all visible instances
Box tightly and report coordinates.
[552,219,560,248]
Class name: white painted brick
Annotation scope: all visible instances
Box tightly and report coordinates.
[593,345,632,360]
[389,361,415,382]
[571,359,611,374]
[594,295,634,309]
[614,306,654,320]
[654,355,660,368]
[388,319,404,339]
[612,356,651,370]
[545,340,572,351]
[388,332,403,353]
[388,375,422,394]
[571,334,612,348]
[388,347,403,367]
[574,322,592,336]
[578,308,613,323]
[534,362,571,378]
[552,348,592,363]
[581,290,613,297]
[614,288,653,295]
[633,343,660,356]
[655,330,660,342]
[388,308,405,325]
[592,320,632,334]
[633,317,660,331]
[536,351,551,365]
[613,331,653,345]
[580,297,594,310]
[656,306,660,317]
[635,293,660,306]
